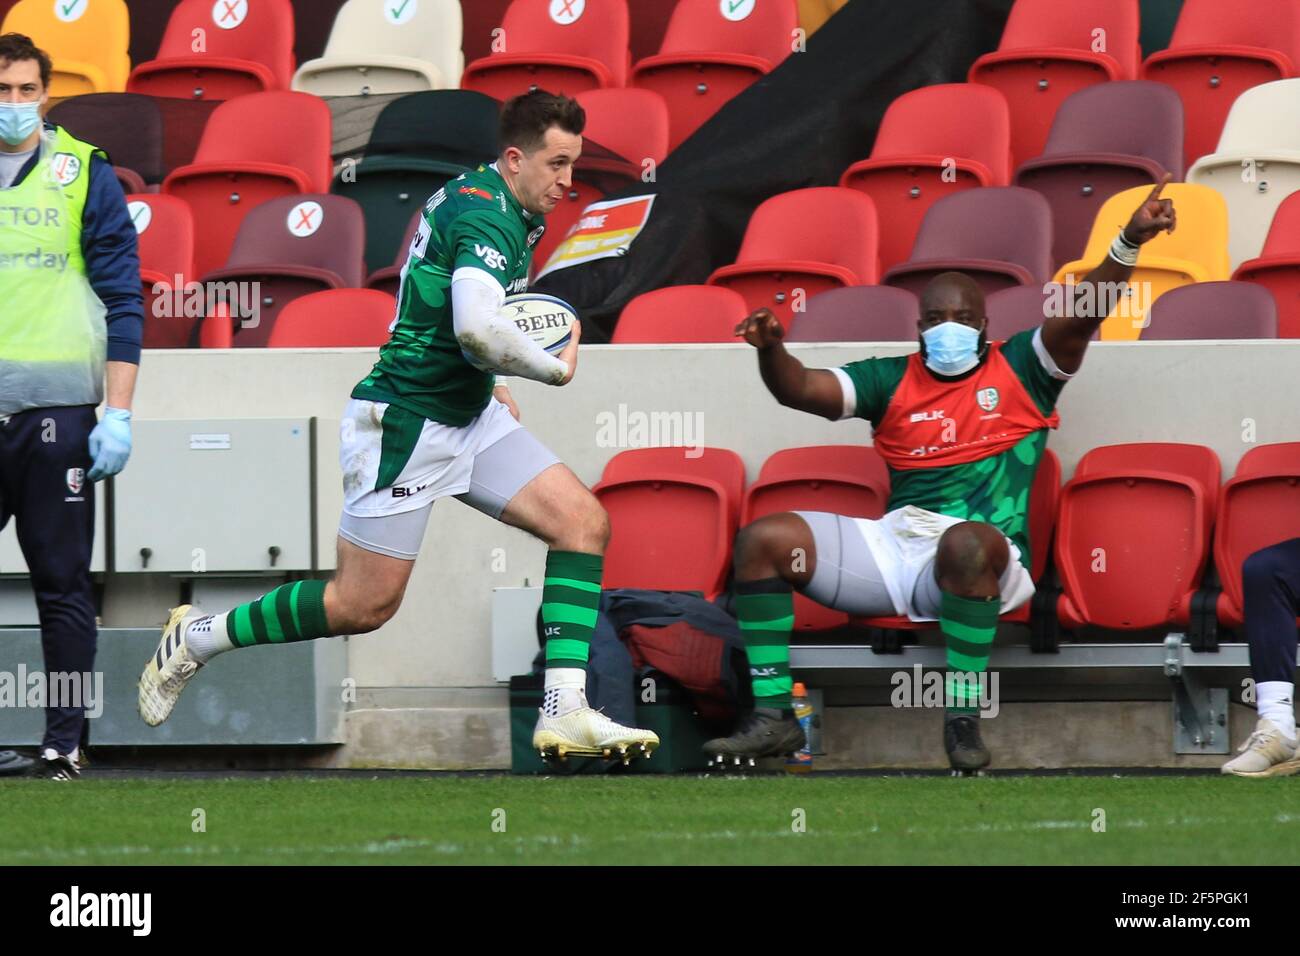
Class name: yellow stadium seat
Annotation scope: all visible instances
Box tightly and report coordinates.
[797,0,849,38]
[1053,183,1230,340]
[2,0,131,96]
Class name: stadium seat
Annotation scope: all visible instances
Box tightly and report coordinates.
[706,187,879,328]
[1234,191,1300,338]
[594,447,746,597]
[199,194,365,348]
[1053,183,1230,340]
[1140,0,1300,171]
[460,0,630,101]
[265,288,396,347]
[163,92,333,280]
[741,445,891,631]
[1143,281,1278,339]
[127,0,296,100]
[1187,79,1300,269]
[985,285,1061,341]
[292,0,463,96]
[969,0,1141,168]
[365,208,422,298]
[2,0,130,96]
[334,90,499,275]
[1055,442,1220,631]
[883,187,1054,299]
[629,0,798,151]
[48,93,164,192]
[127,194,197,348]
[856,447,1061,631]
[611,285,749,344]
[1213,443,1300,628]
[785,286,921,342]
[797,0,850,37]
[1014,80,1183,270]
[531,87,669,274]
[840,83,1012,274]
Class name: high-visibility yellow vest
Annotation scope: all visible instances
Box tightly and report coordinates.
[0,125,109,414]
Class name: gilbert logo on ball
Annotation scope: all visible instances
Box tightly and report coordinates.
[461,294,578,372]
[550,0,584,25]
[213,0,248,29]
[287,201,324,238]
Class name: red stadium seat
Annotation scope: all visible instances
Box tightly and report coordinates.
[162,92,333,279]
[1055,443,1219,630]
[266,289,397,347]
[127,0,296,100]
[1141,0,1300,171]
[200,194,366,348]
[612,285,749,344]
[532,87,670,274]
[742,445,891,631]
[365,209,423,298]
[883,187,1054,299]
[840,83,1012,274]
[1213,443,1300,627]
[1234,192,1300,338]
[785,286,921,342]
[595,447,745,597]
[969,0,1141,169]
[630,0,799,151]
[128,194,197,349]
[460,0,630,101]
[707,187,879,328]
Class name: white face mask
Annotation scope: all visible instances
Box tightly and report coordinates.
[0,101,41,146]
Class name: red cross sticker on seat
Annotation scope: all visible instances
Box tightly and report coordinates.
[549,0,584,25]
[212,0,248,29]
[287,201,324,237]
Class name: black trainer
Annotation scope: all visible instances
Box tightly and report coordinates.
[703,707,806,766]
[35,748,81,782]
[0,750,34,777]
[944,713,991,772]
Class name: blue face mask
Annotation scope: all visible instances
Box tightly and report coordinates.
[921,321,983,376]
[0,101,42,147]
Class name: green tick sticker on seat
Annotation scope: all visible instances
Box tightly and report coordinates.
[55,0,87,23]
[721,0,755,21]
[386,0,418,27]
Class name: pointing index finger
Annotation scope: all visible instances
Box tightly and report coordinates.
[1145,172,1172,203]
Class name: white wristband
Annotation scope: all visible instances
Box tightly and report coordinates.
[1108,230,1140,267]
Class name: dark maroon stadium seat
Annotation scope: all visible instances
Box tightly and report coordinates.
[1143,281,1278,340]
[883,187,1054,298]
[785,286,920,342]
[1014,80,1184,269]
[201,194,366,348]
[48,93,165,188]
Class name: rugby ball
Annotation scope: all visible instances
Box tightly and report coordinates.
[461,293,578,372]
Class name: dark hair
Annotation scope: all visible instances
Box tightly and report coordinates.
[0,34,51,90]
[499,90,585,154]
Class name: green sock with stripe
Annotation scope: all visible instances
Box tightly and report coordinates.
[225,579,331,648]
[542,550,602,669]
[735,578,795,712]
[941,590,999,716]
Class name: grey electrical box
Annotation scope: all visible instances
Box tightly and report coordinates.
[0,489,106,573]
[113,419,316,573]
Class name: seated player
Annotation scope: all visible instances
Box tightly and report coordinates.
[137,92,659,763]
[1222,539,1300,777]
[710,181,1177,771]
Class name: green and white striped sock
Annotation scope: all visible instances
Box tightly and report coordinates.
[736,578,795,712]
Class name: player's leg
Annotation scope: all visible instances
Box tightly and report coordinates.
[913,521,1012,771]
[9,406,98,779]
[456,420,658,760]
[1223,539,1300,777]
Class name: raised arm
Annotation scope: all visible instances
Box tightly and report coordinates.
[735,308,847,421]
[1041,175,1177,374]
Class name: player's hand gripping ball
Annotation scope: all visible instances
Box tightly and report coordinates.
[462,293,579,372]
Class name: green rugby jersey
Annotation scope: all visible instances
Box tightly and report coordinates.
[839,329,1067,569]
[352,162,546,426]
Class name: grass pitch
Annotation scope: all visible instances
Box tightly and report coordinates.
[1,772,1295,865]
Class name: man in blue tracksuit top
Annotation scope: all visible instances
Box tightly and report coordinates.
[0,34,143,780]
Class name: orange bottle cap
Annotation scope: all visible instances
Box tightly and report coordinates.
[793,682,807,695]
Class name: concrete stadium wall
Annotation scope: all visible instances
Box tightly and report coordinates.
[95,340,1300,767]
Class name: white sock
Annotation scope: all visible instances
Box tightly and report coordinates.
[1257,681,1296,741]
[543,667,587,717]
[185,612,234,664]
